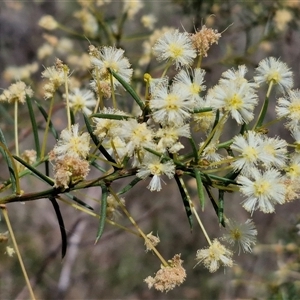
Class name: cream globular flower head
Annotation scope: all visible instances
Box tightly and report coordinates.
[201,142,223,163]
[56,38,74,55]
[193,110,216,133]
[137,154,176,192]
[259,136,287,168]
[231,132,287,173]
[74,9,99,38]
[209,80,258,125]
[219,65,258,90]
[230,131,266,176]
[0,81,33,104]
[102,136,128,162]
[274,9,293,32]
[237,167,286,214]
[283,156,300,202]
[93,107,129,140]
[285,154,300,180]
[42,62,67,99]
[254,57,293,91]
[90,46,133,89]
[3,62,38,82]
[155,124,191,153]
[147,75,169,96]
[276,89,300,131]
[150,81,195,126]
[66,88,96,115]
[141,14,157,30]
[153,29,197,69]
[37,43,54,60]
[38,15,58,30]
[138,26,174,66]
[115,119,155,158]
[123,0,143,19]
[67,53,91,71]
[21,150,37,165]
[193,93,216,132]
[195,239,233,273]
[291,129,300,154]
[52,123,91,159]
[144,254,186,292]
[223,219,257,254]
[173,68,206,106]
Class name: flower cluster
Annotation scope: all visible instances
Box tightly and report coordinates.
[42,58,67,99]
[50,124,91,189]
[2,3,300,296]
[0,81,33,104]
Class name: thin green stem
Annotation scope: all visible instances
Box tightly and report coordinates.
[178,177,211,245]
[161,59,173,78]
[14,101,19,157]
[253,80,274,129]
[144,73,151,101]
[196,55,203,68]
[192,205,212,246]
[57,23,85,38]
[1,205,36,300]
[41,96,55,158]
[64,68,71,130]
[198,112,228,156]
[94,68,104,112]
[217,139,233,149]
[110,73,117,109]
[266,80,274,98]
[259,115,285,129]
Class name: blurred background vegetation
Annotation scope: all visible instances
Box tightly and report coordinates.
[1,0,300,299]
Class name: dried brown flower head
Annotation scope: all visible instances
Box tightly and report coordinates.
[144,254,186,292]
[191,25,221,57]
[52,155,90,189]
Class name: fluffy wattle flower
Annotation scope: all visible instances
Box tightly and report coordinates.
[223,219,257,254]
[137,154,175,192]
[209,81,258,124]
[195,239,233,273]
[150,82,195,126]
[66,88,96,115]
[153,29,196,69]
[254,57,293,91]
[276,89,300,130]
[230,131,266,175]
[237,167,286,214]
[52,124,90,159]
[90,46,133,88]
[173,68,206,106]
[115,119,154,157]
